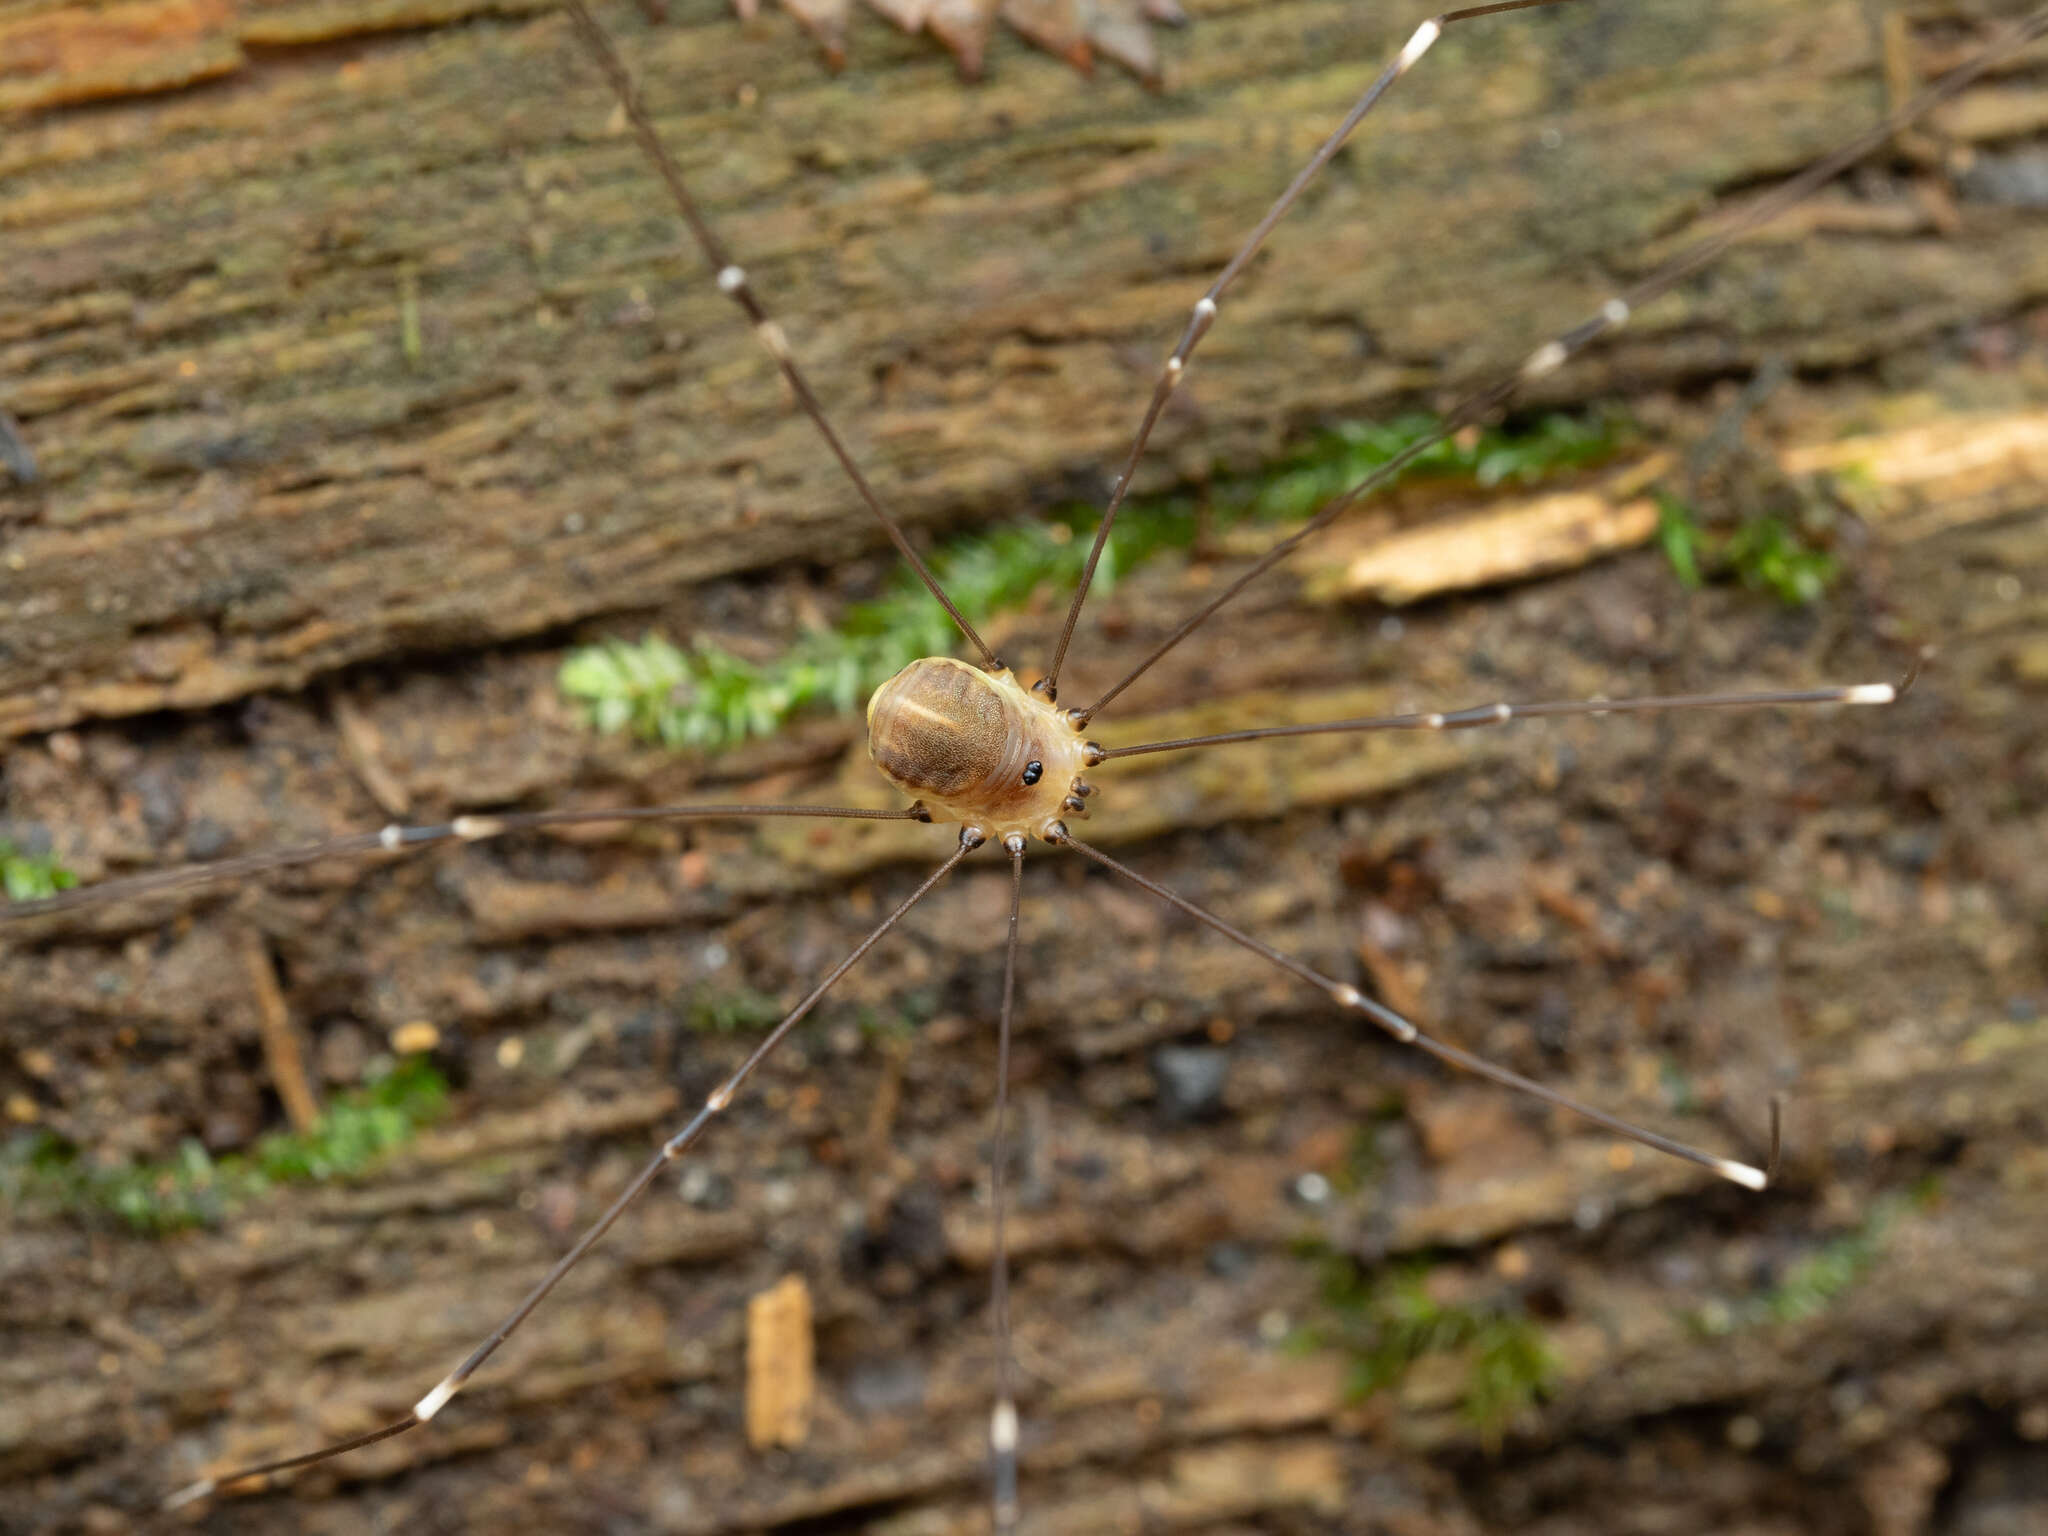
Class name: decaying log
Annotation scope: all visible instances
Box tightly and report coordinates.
[3,0,2047,738]
[3,3,2048,1534]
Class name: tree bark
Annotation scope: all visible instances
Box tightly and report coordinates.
[2,0,2044,736]
[3,4,2048,1535]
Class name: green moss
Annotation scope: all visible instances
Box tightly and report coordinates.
[560,409,1630,750]
[1301,1252,1557,1449]
[1657,1056,1701,1116]
[1655,493,1838,606]
[1723,514,1838,606]
[1,839,76,902]
[854,1006,916,1046]
[2,1058,449,1234]
[1690,1177,1940,1335]
[685,985,785,1034]
[1656,493,1707,591]
[1463,1311,1559,1445]
[1331,1091,1408,1196]
[677,984,936,1041]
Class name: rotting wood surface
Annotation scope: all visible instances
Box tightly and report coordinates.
[4,0,2048,738]
[4,355,2046,1529]
[3,2,2048,1534]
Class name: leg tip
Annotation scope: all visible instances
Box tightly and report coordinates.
[162,1478,215,1512]
[1710,1155,1770,1191]
[414,1377,457,1423]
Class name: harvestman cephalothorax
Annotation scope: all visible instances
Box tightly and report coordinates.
[6,0,2046,1523]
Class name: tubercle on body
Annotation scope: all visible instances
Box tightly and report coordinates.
[866,658,1099,842]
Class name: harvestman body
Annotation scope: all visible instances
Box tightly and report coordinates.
[7,0,2045,1524]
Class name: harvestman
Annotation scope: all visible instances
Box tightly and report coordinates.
[8,0,2044,1523]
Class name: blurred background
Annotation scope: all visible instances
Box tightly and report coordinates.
[2,1,2045,1531]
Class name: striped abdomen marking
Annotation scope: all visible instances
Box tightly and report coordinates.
[869,658,1013,800]
[867,659,1090,837]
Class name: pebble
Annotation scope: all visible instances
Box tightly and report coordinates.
[1151,1044,1230,1121]
[1293,1171,1332,1206]
[678,1165,734,1210]
[847,1356,926,1414]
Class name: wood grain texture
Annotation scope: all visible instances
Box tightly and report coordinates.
[3,3,2048,1534]
[4,395,2045,1528]
[4,0,2045,738]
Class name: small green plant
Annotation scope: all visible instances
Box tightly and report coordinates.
[1302,1253,1557,1449]
[1657,494,1708,591]
[1655,493,1837,606]
[1656,1056,1701,1116]
[3,1058,449,1234]
[854,1010,914,1046]
[1,839,76,902]
[1723,514,1837,606]
[1462,1311,1558,1442]
[1331,1091,1409,1196]
[684,986,785,1034]
[562,410,1630,750]
[1690,1177,1939,1335]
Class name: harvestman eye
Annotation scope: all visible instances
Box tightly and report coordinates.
[4,0,2042,1526]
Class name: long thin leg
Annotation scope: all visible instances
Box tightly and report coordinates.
[0,802,931,922]
[1039,0,1588,701]
[562,0,998,669]
[1090,664,1917,764]
[988,833,1026,1534]
[162,830,984,1511]
[1052,831,1778,1190]
[1068,2,2048,725]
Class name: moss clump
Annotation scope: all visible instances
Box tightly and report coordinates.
[561,409,1630,750]
[1691,1178,1939,1334]
[1657,493,1838,606]
[1,839,76,902]
[685,986,785,1034]
[3,1058,449,1234]
[1300,1252,1557,1449]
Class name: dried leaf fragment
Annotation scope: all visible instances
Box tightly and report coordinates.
[1302,456,1672,607]
[745,1272,815,1450]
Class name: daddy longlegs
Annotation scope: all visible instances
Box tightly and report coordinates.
[6,0,2045,1525]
